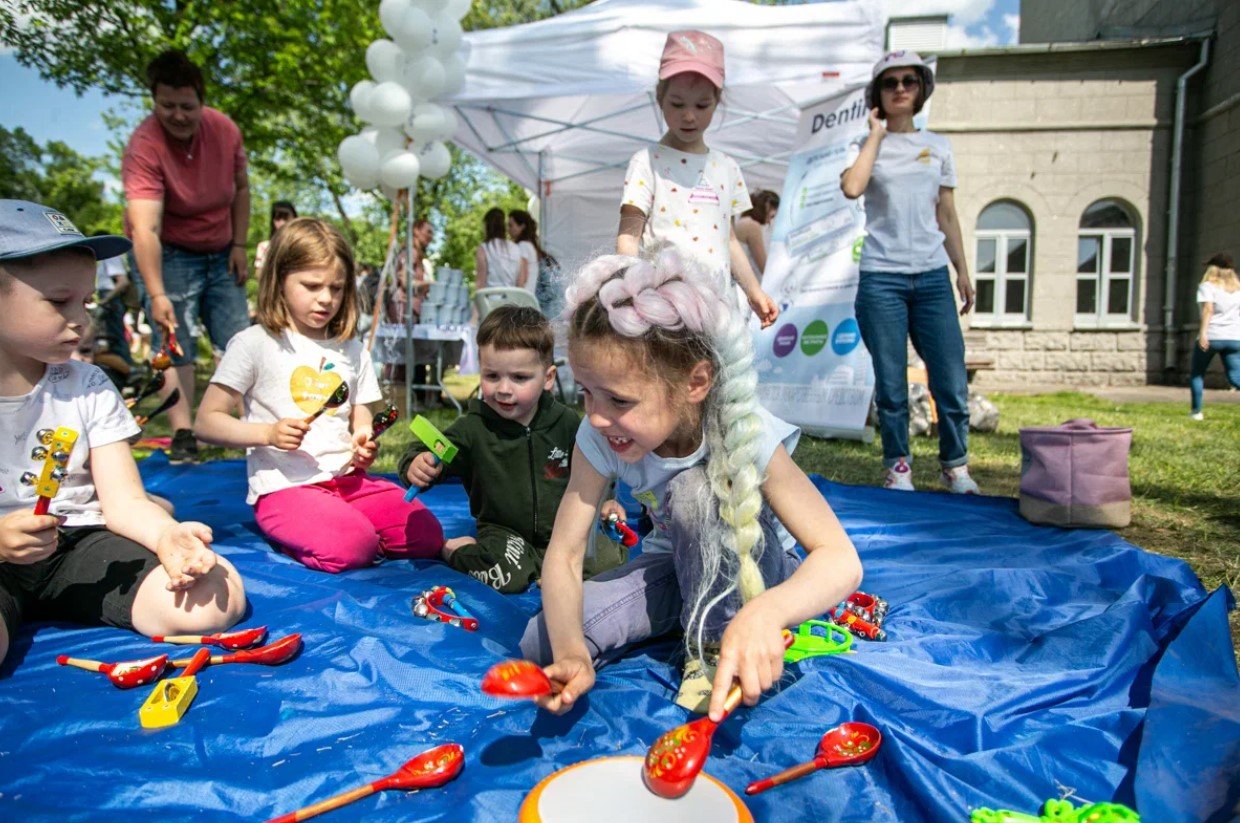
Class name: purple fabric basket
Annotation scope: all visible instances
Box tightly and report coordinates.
[1019,418,1133,528]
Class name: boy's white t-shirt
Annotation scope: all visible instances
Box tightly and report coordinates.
[516,241,540,296]
[575,405,799,555]
[0,361,140,527]
[1198,282,1240,341]
[845,130,956,273]
[210,325,383,504]
[622,144,752,283]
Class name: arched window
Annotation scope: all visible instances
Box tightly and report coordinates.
[974,200,1032,322]
[1076,199,1136,324]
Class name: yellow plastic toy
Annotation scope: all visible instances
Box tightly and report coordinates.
[139,647,210,729]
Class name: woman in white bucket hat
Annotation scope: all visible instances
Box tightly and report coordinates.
[840,51,978,495]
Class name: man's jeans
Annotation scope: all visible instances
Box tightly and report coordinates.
[855,266,970,469]
[134,245,249,365]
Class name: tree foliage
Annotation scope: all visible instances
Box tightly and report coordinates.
[0,125,123,234]
[0,0,590,275]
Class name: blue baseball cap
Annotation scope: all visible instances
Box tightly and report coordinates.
[0,200,131,262]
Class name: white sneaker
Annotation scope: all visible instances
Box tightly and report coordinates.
[941,466,980,495]
[1190,412,1204,421]
[883,458,915,491]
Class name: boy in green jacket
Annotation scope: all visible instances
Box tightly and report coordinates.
[399,305,626,592]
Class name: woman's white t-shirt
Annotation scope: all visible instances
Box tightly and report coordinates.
[209,325,382,504]
[516,241,540,296]
[1199,281,1240,341]
[480,239,523,289]
[622,144,752,285]
[845,130,956,273]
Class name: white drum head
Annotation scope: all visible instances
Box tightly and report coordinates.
[519,755,753,823]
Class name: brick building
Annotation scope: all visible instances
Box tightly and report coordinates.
[918,0,1237,388]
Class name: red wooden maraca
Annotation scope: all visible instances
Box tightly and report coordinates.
[56,653,168,689]
[266,743,464,823]
[745,721,882,795]
[152,625,267,650]
[169,634,302,669]
[643,630,795,799]
[481,659,555,699]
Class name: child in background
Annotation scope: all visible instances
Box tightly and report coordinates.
[0,200,246,667]
[617,30,778,329]
[254,200,297,275]
[195,218,443,573]
[400,306,627,593]
[521,250,862,718]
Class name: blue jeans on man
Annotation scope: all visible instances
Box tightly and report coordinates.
[855,266,969,470]
[135,245,249,364]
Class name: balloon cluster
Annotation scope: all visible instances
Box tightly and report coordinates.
[337,0,469,193]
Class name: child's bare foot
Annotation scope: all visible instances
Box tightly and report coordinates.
[441,536,477,561]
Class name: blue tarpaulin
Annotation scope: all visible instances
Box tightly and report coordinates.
[0,453,1235,821]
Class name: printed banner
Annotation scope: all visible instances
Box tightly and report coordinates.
[753,85,873,439]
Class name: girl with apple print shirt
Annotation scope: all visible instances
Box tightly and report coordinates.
[194,218,444,572]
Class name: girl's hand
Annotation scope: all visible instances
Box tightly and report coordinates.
[405,451,443,488]
[0,510,61,564]
[351,428,377,470]
[599,499,626,522]
[534,654,595,715]
[956,272,976,315]
[867,107,887,139]
[154,522,217,591]
[1198,336,1210,352]
[708,604,786,722]
[747,289,780,328]
[267,418,310,451]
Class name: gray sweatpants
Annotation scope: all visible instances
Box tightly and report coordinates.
[519,465,800,666]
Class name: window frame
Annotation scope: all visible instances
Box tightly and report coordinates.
[1075,214,1137,328]
[973,201,1033,326]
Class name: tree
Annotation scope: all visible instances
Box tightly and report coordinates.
[0,125,123,234]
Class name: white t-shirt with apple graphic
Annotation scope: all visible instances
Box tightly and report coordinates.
[210,325,382,504]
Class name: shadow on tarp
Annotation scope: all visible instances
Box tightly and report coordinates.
[0,452,1233,822]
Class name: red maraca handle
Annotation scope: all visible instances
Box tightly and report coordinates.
[33,496,51,516]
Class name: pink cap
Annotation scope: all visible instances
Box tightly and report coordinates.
[658,30,725,89]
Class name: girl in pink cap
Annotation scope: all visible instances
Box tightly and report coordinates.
[617,30,779,329]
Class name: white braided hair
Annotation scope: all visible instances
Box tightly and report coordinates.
[565,249,768,654]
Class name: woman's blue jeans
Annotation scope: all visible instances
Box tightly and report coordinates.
[1190,339,1240,413]
[855,266,970,469]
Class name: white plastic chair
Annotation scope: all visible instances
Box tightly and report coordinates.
[472,287,540,321]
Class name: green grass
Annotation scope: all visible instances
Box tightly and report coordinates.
[135,386,1238,652]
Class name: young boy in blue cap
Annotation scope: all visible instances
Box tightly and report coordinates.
[0,200,246,667]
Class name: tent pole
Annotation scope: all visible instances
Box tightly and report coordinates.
[404,186,415,418]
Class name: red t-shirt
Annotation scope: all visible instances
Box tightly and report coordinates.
[122,107,247,253]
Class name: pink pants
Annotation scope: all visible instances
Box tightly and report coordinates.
[254,471,444,573]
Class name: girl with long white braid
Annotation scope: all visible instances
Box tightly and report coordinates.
[520,249,862,721]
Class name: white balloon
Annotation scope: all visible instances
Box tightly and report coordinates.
[338,134,381,182]
[418,140,452,179]
[345,169,380,190]
[435,107,458,141]
[402,54,446,100]
[441,53,466,95]
[429,15,463,57]
[366,39,404,84]
[379,183,401,202]
[349,80,377,122]
[368,126,407,159]
[413,0,448,13]
[446,0,471,21]
[379,0,412,40]
[368,81,413,127]
[392,5,433,52]
[380,150,422,189]
[405,103,446,144]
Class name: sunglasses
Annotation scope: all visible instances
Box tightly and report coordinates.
[880,74,921,92]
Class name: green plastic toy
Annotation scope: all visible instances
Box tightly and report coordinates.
[970,799,1139,823]
[403,415,459,502]
[784,619,852,663]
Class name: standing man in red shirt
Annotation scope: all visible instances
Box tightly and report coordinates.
[122,50,251,464]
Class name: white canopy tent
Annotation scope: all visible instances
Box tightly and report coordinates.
[447,0,886,270]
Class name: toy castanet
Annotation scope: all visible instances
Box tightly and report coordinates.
[370,405,399,439]
[303,381,349,424]
[265,743,464,823]
[152,625,267,649]
[23,426,78,516]
[412,586,478,631]
[403,415,459,502]
[56,653,168,689]
[784,619,852,664]
[139,647,210,729]
[125,370,166,409]
[744,721,882,795]
[599,513,639,548]
[134,387,181,427]
[518,756,752,823]
[481,659,554,699]
[169,633,302,668]
[643,630,794,799]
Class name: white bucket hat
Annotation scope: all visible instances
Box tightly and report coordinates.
[865,50,935,111]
